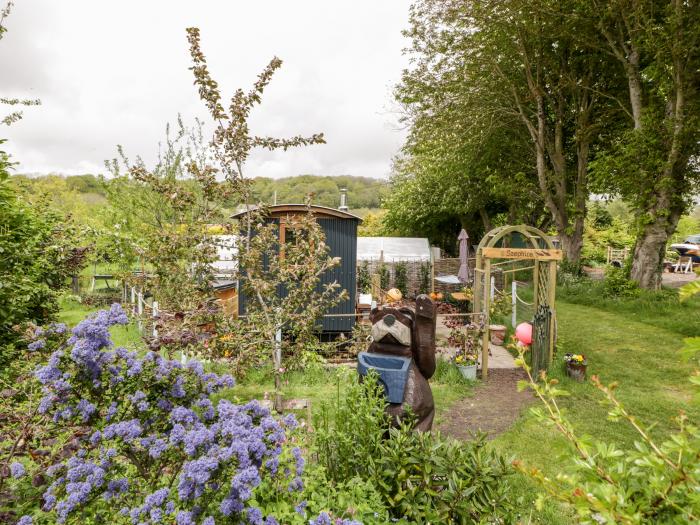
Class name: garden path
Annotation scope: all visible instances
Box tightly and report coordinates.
[436,365,535,441]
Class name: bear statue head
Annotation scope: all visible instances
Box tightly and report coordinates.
[368,294,437,379]
[370,306,415,355]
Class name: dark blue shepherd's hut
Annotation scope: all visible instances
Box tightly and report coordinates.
[231,204,361,334]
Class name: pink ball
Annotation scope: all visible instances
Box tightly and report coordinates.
[515,322,533,345]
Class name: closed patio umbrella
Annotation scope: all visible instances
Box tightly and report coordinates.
[457,229,470,283]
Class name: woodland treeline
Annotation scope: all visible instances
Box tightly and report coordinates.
[386,0,700,288]
[11,173,389,222]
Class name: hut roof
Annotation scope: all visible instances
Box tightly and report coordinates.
[230,204,362,221]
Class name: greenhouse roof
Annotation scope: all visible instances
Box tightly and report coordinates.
[357,237,431,262]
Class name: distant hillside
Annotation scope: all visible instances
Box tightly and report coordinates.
[251,175,388,210]
[13,173,388,212]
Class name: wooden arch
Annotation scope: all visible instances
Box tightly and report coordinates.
[472,225,561,378]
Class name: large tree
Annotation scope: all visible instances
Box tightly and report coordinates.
[394,0,621,264]
[587,0,700,288]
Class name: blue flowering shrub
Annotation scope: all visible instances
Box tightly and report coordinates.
[6,304,369,525]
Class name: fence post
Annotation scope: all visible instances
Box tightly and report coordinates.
[490,276,495,299]
[511,281,517,328]
[137,291,143,332]
[152,301,159,338]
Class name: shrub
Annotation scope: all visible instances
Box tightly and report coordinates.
[0,163,85,349]
[378,263,390,290]
[602,266,639,298]
[418,262,431,295]
[357,261,370,295]
[314,372,516,523]
[393,262,408,297]
[8,304,307,525]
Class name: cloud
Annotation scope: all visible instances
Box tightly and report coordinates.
[0,0,410,178]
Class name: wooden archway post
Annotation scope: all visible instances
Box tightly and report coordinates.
[481,257,491,378]
[472,224,561,380]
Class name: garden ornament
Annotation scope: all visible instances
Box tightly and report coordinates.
[357,294,437,431]
[386,288,403,302]
[515,322,533,345]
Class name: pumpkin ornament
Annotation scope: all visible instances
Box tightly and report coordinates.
[386,288,403,303]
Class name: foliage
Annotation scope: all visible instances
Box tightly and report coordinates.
[584,0,700,288]
[253,175,388,211]
[393,0,622,262]
[0,148,87,350]
[393,262,408,297]
[513,342,700,524]
[357,210,390,237]
[357,261,370,295]
[377,263,390,290]
[314,372,515,523]
[105,119,227,310]
[602,266,640,299]
[418,262,431,295]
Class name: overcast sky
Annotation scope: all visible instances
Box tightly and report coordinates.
[0,1,411,179]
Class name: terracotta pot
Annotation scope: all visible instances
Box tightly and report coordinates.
[565,361,587,382]
[489,324,506,346]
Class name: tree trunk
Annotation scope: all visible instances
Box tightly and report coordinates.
[629,209,682,289]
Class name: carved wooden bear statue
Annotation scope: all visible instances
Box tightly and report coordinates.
[365,294,437,431]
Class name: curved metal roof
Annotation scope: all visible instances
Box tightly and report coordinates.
[230,204,362,221]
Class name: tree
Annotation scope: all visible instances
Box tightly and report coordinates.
[0,142,86,350]
[186,27,342,408]
[587,0,700,288]
[395,0,621,264]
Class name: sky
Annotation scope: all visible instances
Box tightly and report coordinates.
[0,1,411,179]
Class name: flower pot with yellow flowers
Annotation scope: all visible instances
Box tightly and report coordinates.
[564,353,587,382]
[455,352,478,380]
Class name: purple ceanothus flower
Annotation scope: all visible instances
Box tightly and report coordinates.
[10,462,25,478]
[31,305,304,525]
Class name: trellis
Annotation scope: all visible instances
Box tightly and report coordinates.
[472,225,561,378]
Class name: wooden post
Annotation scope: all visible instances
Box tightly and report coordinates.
[481,257,491,379]
[547,260,557,365]
[511,280,517,328]
[152,301,159,339]
[137,291,143,332]
[473,248,482,313]
[532,261,540,311]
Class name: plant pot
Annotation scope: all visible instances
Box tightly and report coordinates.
[457,364,477,380]
[565,362,587,382]
[489,324,506,346]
